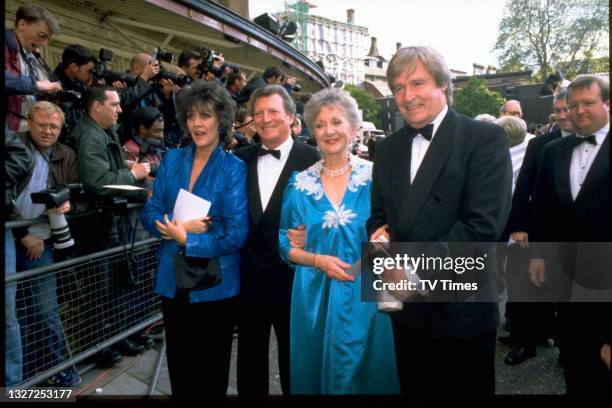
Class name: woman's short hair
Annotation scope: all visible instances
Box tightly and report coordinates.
[27,101,65,124]
[496,116,527,147]
[176,80,236,145]
[386,46,453,106]
[474,113,497,123]
[303,88,361,135]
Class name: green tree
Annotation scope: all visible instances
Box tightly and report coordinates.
[494,0,609,81]
[453,77,507,118]
[345,84,380,128]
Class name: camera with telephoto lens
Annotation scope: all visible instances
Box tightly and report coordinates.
[151,47,190,87]
[93,48,139,87]
[30,184,83,261]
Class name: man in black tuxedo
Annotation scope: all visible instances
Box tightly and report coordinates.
[366,46,512,397]
[529,75,611,396]
[501,89,574,365]
[234,85,319,397]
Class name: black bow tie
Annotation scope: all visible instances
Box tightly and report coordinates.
[570,135,597,147]
[405,124,434,141]
[258,147,281,159]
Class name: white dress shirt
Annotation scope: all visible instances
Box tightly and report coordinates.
[257,135,294,211]
[410,104,448,183]
[570,122,608,200]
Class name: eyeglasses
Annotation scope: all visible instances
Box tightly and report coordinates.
[33,123,61,132]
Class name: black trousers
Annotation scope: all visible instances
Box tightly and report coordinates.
[557,303,612,397]
[505,244,557,347]
[236,302,291,397]
[390,312,497,398]
[161,292,236,399]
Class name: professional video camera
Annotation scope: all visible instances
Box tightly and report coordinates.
[31,183,83,261]
[151,47,190,87]
[93,48,139,87]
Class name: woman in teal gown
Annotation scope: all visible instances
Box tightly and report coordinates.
[279,88,399,395]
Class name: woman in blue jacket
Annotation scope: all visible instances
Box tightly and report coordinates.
[141,80,248,398]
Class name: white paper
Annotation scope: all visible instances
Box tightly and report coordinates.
[102,184,145,191]
[172,188,211,222]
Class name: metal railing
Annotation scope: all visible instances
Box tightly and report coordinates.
[5,207,164,388]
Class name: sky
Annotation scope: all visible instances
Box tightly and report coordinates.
[249,0,508,74]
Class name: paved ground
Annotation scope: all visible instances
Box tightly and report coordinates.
[71,316,566,399]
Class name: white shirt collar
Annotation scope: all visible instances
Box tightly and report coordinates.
[430,104,448,141]
[561,129,572,137]
[576,121,609,143]
[262,134,293,160]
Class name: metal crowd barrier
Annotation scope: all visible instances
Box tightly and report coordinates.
[5,206,164,389]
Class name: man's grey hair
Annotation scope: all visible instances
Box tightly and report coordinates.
[499,99,522,115]
[251,85,296,116]
[568,74,609,102]
[303,88,362,135]
[496,116,527,147]
[15,4,60,35]
[386,46,453,106]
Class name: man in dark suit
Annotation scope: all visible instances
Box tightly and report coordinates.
[529,74,611,396]
[234,85,319,397]
[501,88,574,365]
[366,46,512,397]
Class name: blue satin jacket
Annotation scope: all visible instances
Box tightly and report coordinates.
[141,144,248,302]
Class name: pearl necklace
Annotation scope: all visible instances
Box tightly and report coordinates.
[321,162,351,177]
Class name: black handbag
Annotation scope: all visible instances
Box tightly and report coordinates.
[173,249,221,291]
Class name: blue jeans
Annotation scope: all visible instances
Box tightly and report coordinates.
[5,229,22,386]
[16,241,69,376]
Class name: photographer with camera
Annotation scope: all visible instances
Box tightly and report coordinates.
[118,52,182,148]
[5,4,62,133]
[226,71,249,108]
[178,48,227,84]
[10,101,81,387]
[123,106,165,188]
[52,44,97,150]
[72,86,152,364]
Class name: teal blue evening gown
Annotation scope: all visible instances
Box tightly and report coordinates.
[279,155,400,395]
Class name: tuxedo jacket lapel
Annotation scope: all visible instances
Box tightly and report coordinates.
[396,111,455,236]
[247,147,264,226]
[575,133,609,204]
[554,138,574,207]
[391,128,413,213]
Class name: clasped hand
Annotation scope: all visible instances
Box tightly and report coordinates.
[155,214,210,246]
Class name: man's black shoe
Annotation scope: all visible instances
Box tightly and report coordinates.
[129,332,155,348]
[95,348,123,368]
[504,346,536,366]
[498,335,518,346]
[113,339,145,356]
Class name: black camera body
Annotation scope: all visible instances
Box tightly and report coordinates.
[152,47,190,87]
[93,48,139,86]
[31,185,73,209]
[197,46,225,78]
[31,184,83,259]
[99,195,129,216]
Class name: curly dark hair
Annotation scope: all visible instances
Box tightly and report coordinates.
[175,80,236,146]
